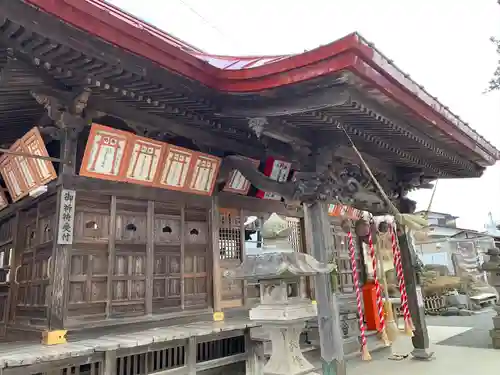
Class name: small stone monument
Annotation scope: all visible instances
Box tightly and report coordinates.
[225,213,333,375]
[481,248,500,348]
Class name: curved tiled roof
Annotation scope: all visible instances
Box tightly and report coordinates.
[22,0,500,165]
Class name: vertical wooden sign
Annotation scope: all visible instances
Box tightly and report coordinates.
[57,189,76,245]
[223,158,260,195]
[255,157,291,200]
[79,124,131,181]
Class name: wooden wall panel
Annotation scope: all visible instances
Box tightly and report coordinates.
[13,199,55,327]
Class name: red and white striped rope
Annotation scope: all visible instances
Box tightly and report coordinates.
[347,231,368,350]
[389,225,412,327]
[367,231,386,332]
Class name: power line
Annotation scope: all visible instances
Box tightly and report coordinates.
[177,0,233,42]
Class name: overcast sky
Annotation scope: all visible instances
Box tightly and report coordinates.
[108,0,500,230]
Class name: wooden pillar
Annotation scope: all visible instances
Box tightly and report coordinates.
[398,227,433,360]
[210,196,223,320]
[46,126,78,344]
[145,201,154,315]
[303,202,345,375]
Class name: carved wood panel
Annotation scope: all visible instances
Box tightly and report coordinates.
[67,194,111,320]
[111,246,146,317]
[109,200,148,317]
[13,198,56,327]
[153,250,181,311]
[184,250,208,308]
[152,202,182,313]
[67,246,108,319]
[184,207,209,309]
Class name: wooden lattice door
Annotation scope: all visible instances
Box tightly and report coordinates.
[218,209,243,309]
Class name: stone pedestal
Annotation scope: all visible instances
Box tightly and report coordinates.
[481,248,500,348]
[250,300,319,375]
[224,213,332,375]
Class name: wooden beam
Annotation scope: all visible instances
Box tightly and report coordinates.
[0,147,64,163]
[31,87,265,158]
[61,174,212,209]
[86,96,263,157]
[217,192,303,218]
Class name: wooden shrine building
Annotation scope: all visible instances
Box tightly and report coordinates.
[0,1,497,374]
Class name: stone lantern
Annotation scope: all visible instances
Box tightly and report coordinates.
[224,213,333,375]
[481,248,500,348]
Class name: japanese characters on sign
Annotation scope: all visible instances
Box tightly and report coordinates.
[223,158,260,195]
[0,127,57,203]
[256,157,292,200]
[80,124,222,196]
[57,189,76,245]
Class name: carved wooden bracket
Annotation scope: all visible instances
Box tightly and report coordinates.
[217,155,416,214]
[31,89,90,143]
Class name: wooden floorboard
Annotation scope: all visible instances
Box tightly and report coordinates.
[0,318,258,370]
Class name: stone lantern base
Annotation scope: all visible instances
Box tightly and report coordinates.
[250,302,319,375]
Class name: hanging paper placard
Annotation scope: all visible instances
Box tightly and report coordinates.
[223,157,260,195]
[328,204,365,219]
[79,124,131,181]
[154,144,196,192]
[255,157,291,200]
[81,124,222,196]
[0,143,29,203]
[0,191,8,211]
[22,127,57,185]
[122,135,165,186]
[185,152,221,196]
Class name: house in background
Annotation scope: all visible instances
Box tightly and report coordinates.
[414,211,494,275]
